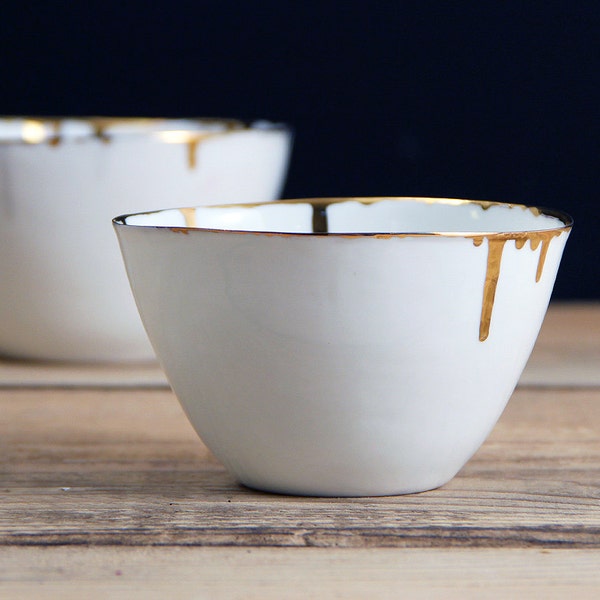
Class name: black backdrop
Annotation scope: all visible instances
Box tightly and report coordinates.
[1,1,598,298]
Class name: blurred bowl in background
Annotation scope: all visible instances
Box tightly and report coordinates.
[0,117,292,362]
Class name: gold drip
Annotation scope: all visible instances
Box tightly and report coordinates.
[312,202,329,233]
[515,238,527,250]
[474,228,567,341]
[184,131,237,169]
[49,120,61,146]
[187,138,201,169]
[179,208,197,227]
[478,239,507,341]
[536,240,550,283]
[92,121,111,144]
[527,231,563,282]
[153,131,221,170]
[5,117,259,176]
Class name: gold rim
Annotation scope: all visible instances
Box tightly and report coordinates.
[113,197,573,238]
[0,116,289,146]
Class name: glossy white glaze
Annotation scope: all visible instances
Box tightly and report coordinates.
[0,118,291,361]
[114,198,571,495]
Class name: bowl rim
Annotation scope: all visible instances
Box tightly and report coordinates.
[113,197,573,240]
[0,116,290,145]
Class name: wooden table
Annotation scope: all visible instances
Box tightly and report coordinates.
[1,303,599,598]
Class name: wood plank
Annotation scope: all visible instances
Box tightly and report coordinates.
[1,547,600,599]
[520,302,600,387]
[1,387,599,548]
[1,302,597,389]
[0,358,167,389]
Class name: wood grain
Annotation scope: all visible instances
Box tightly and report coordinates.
[520,302,600,387]
[2,387,599,548]
[0,358,167,389]
[2,547,600,599]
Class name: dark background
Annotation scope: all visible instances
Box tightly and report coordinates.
[1,1,597,298]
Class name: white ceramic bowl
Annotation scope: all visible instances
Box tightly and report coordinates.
[0,117,291,362]
[114,197,572,496]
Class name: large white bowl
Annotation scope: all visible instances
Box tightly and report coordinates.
[0,117,291,361]
[114,197,572,496]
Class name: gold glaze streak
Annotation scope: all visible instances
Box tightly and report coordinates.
[157,131,235,169]
[188,139,199,169]
[312,202,329,233]
[474,228,567,341]
[475,238,507,342]
[184,128,241,169]
[515,238,527,250]
[49,120,61,146]
[528,230,563,282]
[157,121,245,169]
[4,118,254,171]
[179,208,197,227]
[92,121,111,144]
[184,136,215,169]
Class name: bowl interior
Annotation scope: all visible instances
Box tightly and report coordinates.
[118,198,571,236]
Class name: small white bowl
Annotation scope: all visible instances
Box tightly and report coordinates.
[114,197,572,496]
[0,117,291,362]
